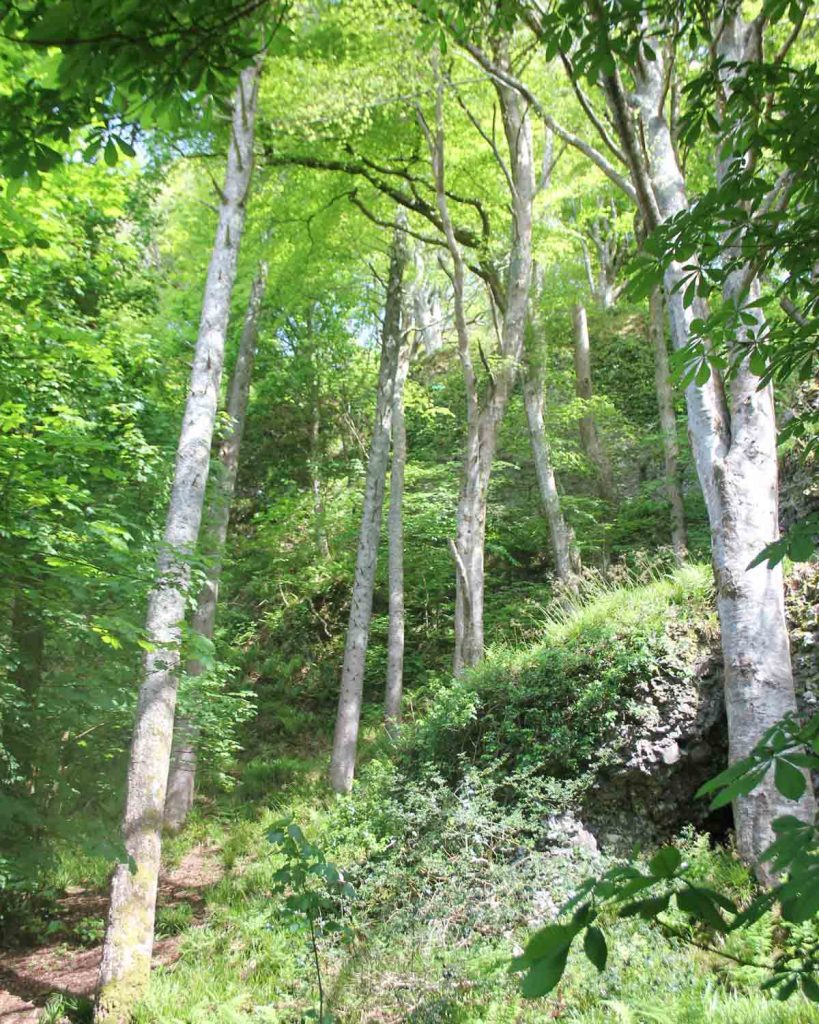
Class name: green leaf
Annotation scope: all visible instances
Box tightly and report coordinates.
[520,948,569,999]
[774,757,807,801]
[524,923,579,962]
[676,887,726,931]
[802,975,819,1002]
[649,846,682,879]
[104,140,119,167]
[583,926,607,972]
[619,894,671,919]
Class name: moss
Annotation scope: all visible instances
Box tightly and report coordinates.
[94,960,151,1024]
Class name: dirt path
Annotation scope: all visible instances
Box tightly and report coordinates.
[0,845,222,1023]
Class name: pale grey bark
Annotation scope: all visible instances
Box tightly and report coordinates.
[523,363,580,582]
[329,221,409,794]
[411,250,444,356]
[308,318,331,561]
[649,286,687,561]
[421,49,535,675]
[572,304,616,503]
[163,260,267,834]
[598,17,813,873]
[384,318,412,733]
[95,62,260,1023]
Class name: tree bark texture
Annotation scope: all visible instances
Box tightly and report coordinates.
[95,62,260,1023]
[328,220,409,793]
[449,54,537,675]
[163,260,267,834]
[572,303,616,503]
[649,286,687,561]
[600,17,813,873]
[384,318,412,733]
[523,364,580,582]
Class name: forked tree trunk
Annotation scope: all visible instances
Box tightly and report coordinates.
[572,304,616,503]
[384,320,412,733]
[648,286,687,561]
[451,397,501,674]
[95,62,260,1023]
[422,48,535,676]
[522,365,580,582]
[601,17,813,874]
[163,260,267,834]
[329,221,408,793]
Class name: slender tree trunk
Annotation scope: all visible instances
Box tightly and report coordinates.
[309,361,331,561]
[601,23,813,874]
[163,260,267,834]
[451,400,498,675]
[384,321,412,733]
[572,304,616,503]
[422,47,535,676]
[95,63,260,1023]
[523,365,580,582]
[648,286,687,561]
[329,221,408,794]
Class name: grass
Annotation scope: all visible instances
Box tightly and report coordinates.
[24,564,819,1023]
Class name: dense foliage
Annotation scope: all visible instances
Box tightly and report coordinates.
[0,0,817,1021]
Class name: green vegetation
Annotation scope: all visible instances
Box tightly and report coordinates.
[1,1,817,1020]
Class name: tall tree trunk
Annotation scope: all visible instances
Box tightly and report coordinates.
[572,304,616,503]
[601,20,813,874]
[421,47,535,675]
[309,341,331,561]
[522,364,580,582]
[329,221,408,794]
[648,286,687,561]
[384,319,412,733]
[163,260,267,834]
[95,62,260,1023]
[451,398,499,675]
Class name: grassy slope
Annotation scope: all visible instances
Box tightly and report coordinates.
[47,567,819,1023]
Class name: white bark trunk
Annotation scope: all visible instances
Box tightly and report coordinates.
[163,260,267,834]
[572,304,616,503]
[309,332,331,561]
[649,286,687,561]
[607,24,813,873]
[523,364,580,582]
[95,63,260,1023]
[420,47,535,676]
[384,321,412,732]
[329,221,408,794]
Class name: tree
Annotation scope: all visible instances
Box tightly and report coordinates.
[419,43,536,673]
[572,303,616,504]
[384,305,413,732]
[438,0,815,876]
[164,260,268,833]
[648,286,687,561]
[329,218,409,794]
[95,61,261,1022]
[0,1,276,186]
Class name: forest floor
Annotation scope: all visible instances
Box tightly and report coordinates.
[0,844,222,1023]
